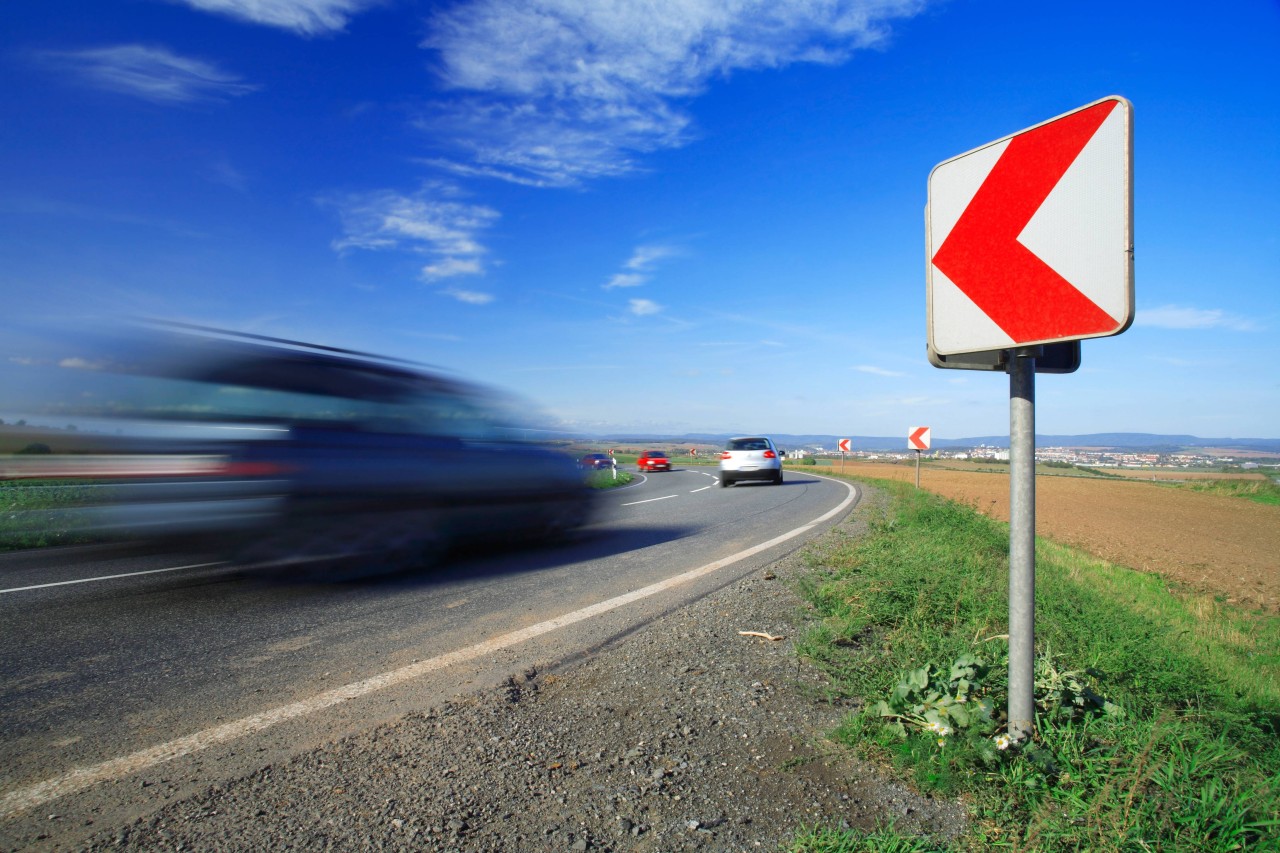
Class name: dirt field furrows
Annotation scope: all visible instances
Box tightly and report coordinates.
[826,462,1280,612]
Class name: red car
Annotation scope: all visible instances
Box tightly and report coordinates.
[636,450,671,472]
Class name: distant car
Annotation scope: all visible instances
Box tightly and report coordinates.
[636,450,671,472]
[579,453,613,470]
[719,436,783,486]
[0,324,596,578]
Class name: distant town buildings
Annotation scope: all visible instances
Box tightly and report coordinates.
[804,445,1274,469]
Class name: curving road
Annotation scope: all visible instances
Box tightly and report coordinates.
[0,465,856,841]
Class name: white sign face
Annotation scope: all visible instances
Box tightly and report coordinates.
[908,426,931,451]
[926,96,1134,356]
[837,438,851,453]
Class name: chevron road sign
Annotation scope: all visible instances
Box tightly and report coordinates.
[927,96,1134,356]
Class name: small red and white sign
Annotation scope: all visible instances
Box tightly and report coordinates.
[927,96,1133,356]
[908,426,931,451]
[837,438,852,453]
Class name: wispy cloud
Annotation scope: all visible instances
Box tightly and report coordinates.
[205,158,249,191]
[1139,304,1260,332]
[440,286,495,305]
[39,44,257,104]
[604,273,647,290]
[602,243,679,289]
[855,364,905,377]
[326,187,499,287]
[629,298,662,316]
[171,0,381,36]
[421,0,927,186]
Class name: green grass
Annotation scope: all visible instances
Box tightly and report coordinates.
[786,476,1279,853]
[583,469,634,488]
[0,478,101,550]
[1167,478,1280,506]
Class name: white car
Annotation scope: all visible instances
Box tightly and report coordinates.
[718,436,783,486]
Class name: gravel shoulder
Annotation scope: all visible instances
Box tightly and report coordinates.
[64,485,967,852]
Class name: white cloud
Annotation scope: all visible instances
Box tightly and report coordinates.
[171,0,380,36]
[855,364,905,377]
[624,244,678,270]
[58,357,107,370]
[602,243,679,288]
[423,257,482,279]
[603,272,646,290]
[1139,304,1259,332]
[421,0,927,186]
[40,44,257,104]
[327,187,499,283]
[441,287,495,305]
[629,298,662,316]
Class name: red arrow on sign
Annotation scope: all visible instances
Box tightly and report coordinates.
[837,438,851,453]
[908,426,930,451]
[931,99,1122,344]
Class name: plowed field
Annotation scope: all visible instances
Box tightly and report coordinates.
[831,462,1280,612]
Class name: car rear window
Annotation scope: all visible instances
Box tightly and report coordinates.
[726,438,769,451]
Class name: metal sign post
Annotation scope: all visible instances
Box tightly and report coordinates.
[914,450,922,489]
[1007,348,1037,742]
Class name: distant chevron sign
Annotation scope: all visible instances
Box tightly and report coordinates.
[927,97,1134,356]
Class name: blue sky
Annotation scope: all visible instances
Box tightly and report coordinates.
[3,0,1278,439]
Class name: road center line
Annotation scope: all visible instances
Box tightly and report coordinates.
[689,486,712,493]
[0,562,226,595]
[621,495,679,506]
[0,478,857,819]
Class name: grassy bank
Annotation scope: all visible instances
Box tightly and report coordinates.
[1170,478,1280,506]
[788,477,1279,852]
[584,469,634,488]
[0,479,100,550]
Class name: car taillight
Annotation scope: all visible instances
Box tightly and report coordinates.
[763,450,776,459]
[720,451,732,460]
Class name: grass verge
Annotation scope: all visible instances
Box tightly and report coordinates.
[787,477,1279,852]
[1168,478,1280,506]
[584,469,634,489]
[0,478,100,550]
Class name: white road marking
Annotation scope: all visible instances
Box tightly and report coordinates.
[0,562,225,595]
[621,495,679,506]
[689,486,712,493]
[0,478,857,819]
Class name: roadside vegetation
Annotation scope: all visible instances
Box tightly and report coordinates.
[583,468,633,488]
[0,478,98,550]
[1166,477,1280,507]
[787,477,1279,852]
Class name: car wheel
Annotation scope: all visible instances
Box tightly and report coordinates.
[774,470,784,485]
[719,476,731,487]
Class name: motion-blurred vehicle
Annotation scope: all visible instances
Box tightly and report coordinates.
[0,323,594,577]
[578,453,613,470]
[635,450,671,472]
[718,436,783,486]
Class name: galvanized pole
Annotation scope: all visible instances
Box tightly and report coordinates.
[915,450,921,489]
[1007,347,1038,743]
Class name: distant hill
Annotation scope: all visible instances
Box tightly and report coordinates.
[590,431,1280,454]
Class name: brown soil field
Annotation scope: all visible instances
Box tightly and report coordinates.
[824,461,1280,613]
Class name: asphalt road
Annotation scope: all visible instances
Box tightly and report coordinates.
[0,465,856,841]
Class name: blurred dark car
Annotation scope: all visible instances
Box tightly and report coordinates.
[0,324,594,578]
[635,450,671,472]
[579,453,613,470]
